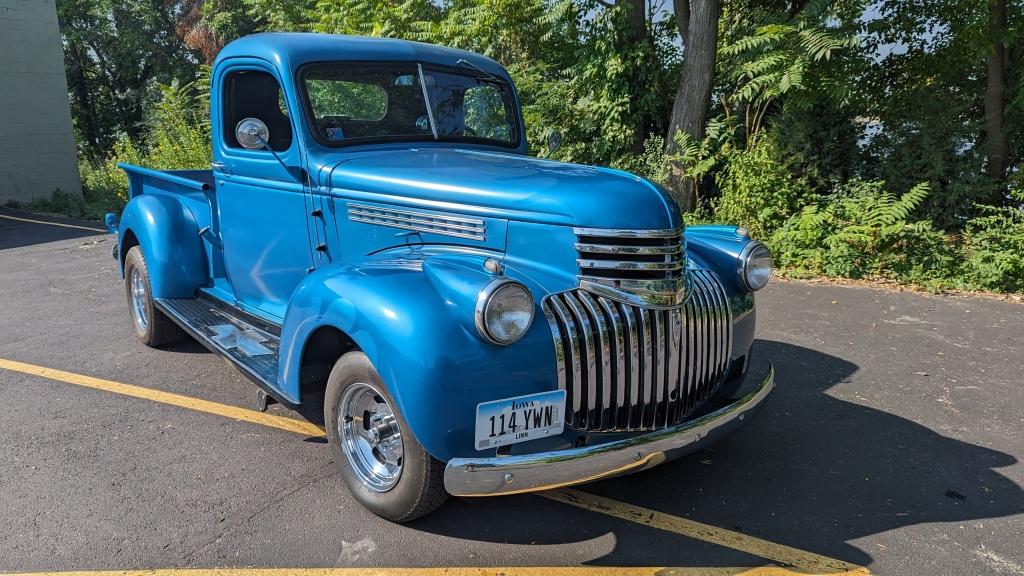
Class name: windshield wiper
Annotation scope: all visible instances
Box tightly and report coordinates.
[455,58,502,84]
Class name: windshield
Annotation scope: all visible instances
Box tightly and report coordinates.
[300,62,519,147]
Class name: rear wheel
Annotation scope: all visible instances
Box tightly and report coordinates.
[325,351,448,522]
[123,246,186,347]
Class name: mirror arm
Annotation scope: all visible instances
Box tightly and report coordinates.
[256,136,306,185]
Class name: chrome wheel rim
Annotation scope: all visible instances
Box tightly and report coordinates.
[129,266,149,331]
[337,382,403,492]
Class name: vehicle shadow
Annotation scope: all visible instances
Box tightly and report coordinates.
[408,339,1024,568]
[0,208,107,251]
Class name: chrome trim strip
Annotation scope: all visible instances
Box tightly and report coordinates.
[443,364,774,497]
[578,278,686,309]
[577,259,685,272]
[575,243,683,256]
[573,227,682,238]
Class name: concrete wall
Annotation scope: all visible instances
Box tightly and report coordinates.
[0,0,80,203]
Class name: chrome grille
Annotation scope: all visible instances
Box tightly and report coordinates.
[542,268,732,432]
[574,227,686,307]
[349,203,486,241]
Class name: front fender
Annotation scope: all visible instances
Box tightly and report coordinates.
[685,225,758,366]
[118,195,207,299]
[279,259,557,462]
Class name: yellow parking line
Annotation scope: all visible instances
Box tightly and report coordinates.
[541,490,868,576]
[0,358,323,437]
[0,359,867,575]
[0,212,106,232]
[0,568,847,576]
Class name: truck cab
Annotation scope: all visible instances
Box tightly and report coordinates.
[109,33,775,521]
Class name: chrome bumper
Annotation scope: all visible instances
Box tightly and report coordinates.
[444,364,774,496]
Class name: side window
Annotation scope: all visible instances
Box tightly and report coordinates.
[223,70,293,152]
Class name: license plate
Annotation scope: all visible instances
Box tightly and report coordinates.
[475,390,566,450]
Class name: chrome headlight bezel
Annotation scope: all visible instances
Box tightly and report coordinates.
[738,241,772,291]
[474,278,535,345]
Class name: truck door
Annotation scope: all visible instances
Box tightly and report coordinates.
[213,64,313,321]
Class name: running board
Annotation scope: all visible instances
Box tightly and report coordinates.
[155,296,294,408]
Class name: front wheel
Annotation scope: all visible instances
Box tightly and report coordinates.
[324,351,448,522]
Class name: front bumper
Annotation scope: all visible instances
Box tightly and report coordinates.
[444,363,774,496]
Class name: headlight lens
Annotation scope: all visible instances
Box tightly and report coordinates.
[476,280,534,345]
[741,242,772,291]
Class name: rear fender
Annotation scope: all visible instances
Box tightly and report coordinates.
[118,194,208,299]
[279,257,556,462]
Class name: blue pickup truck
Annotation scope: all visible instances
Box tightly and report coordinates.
[108,32,775,521]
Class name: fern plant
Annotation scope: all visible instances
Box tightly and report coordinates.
[772,180,957,283]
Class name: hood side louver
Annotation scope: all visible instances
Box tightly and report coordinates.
[348,203,486,241]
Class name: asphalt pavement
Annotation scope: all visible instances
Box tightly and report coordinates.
[1,206,1022,575]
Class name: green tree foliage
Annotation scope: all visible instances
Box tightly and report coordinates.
[58,0,201,154]
[51,0,1024,292]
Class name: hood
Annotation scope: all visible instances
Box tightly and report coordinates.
[320,148,681,230]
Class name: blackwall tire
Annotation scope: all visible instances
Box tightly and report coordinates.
[123,246,187,347]
[324,351,448,522]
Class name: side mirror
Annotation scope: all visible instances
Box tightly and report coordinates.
[235,118,270,150]
[546,131,562,157]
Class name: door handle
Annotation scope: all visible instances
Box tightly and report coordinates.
[211,161,232,175]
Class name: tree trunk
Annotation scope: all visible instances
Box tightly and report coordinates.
[624,0,647,43]
[984,0,1009,181]
[624,0,648,153]
[664,0,720,212]
[68,43,99,149]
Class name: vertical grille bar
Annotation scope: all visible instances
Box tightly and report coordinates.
[598,298,629,429]
[561,293,598,429]
[541,303,567,395]
[639,307,654,427]
[542,268,732,433]
[620,303,642,429]
[578,292,613,430]
[665,308,682,428]
[547,296,582,428]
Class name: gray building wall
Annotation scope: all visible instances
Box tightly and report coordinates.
[0,0,80,203]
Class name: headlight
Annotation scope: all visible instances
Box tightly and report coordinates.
[739,242,772,291]
[475,279,535,345]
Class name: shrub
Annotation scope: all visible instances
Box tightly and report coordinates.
[712,137,815,241]
[771,180,958,285]
[959,195,1024,293]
